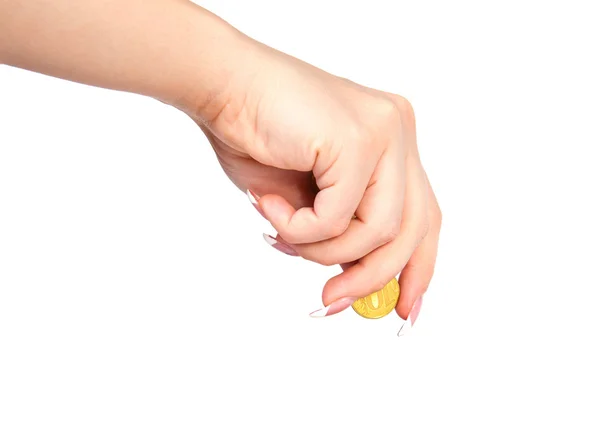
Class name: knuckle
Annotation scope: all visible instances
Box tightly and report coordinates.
[373,97,403,133]
[378,221,402,245]
[392,94,415,117]
[378,97,401,120]
[389,94,416,130]
[326,218,351,238]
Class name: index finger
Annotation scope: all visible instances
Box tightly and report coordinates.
[258,149,375,244]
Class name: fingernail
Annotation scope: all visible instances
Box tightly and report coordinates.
[247,189,267,218]
[397,295,423,337]
[309,297,357,318]
[246,189,260,205]
[263,233,298,256]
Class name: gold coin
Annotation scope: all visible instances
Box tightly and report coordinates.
[351,278,400,319]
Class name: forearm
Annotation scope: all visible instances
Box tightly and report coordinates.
[0,0,249,111]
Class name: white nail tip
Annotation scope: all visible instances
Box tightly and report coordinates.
[263,233,277,246]
[246,189,258,205]
[309,305,331,318]
[397,316,413,337]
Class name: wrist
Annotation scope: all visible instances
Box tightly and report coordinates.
[160,4,260,122]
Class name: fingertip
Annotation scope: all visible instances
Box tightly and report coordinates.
[321,269,354,307]
[320,263,383,307]
[259,194,295,226]
[396,267,427,320]
[396,296,416,320]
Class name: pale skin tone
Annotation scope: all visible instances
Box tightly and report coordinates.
[1,0,441,321]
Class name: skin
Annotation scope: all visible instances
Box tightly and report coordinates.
[1,0,441,320]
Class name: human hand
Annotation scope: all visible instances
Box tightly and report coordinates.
[182,36,441,323]
[0,0,440,324]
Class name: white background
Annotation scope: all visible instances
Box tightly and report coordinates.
[1,1,599,426]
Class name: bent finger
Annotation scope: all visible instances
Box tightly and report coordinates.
[257,149,377,244]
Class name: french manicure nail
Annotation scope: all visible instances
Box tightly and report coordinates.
[263,233,299,256]
[310,297,357,318]
[246,189,260,206]
[247,189,267,218]
[397,295,423,337]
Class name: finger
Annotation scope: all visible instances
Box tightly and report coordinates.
[244,168,316,211]
[395,224,439,320]
[198,120,318,211]
[396,173,442,319]
[291,144,405,265]
[320,160,428,306]
[394,240,436,322]
[257,148,378,244]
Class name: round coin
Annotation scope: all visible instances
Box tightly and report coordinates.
[351,278,400,319]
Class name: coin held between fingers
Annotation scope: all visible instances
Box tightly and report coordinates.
[351,277,400,319]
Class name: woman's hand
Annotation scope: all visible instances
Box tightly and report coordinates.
[184,41,442,321]
[1,0,440,322]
